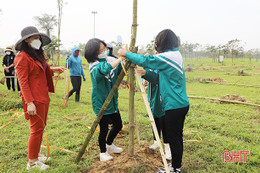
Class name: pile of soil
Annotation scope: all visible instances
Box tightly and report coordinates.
[206,77,226,83]
[0,93,8,98]
[196,77,226,83]
[185,67,193,72]
[198,67,219,71]
[119,80,148,92]
[119,80,129,90]
[220,94,246,102]
[87,144,164,173]
[53,76,64,80]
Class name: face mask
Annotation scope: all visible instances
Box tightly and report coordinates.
[30,39,42,50]
[6,52,11,55]
[74,51,79,57]
[107,50,110,56]
[98,50,107,59]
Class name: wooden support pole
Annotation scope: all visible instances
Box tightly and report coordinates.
[135,70,170,173]
[128,66,135,155]
[134,109,140,144]
[128,0,138,157]
[188,95,260,107]
[75,62,131,163]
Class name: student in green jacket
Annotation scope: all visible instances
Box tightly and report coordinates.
[118,29,189,173]
[137,68,171,160]
[84,38,123,162]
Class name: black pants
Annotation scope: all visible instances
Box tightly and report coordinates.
[165,105,189,169]
[68,76,81,101]
[17,79,20,91]
[153,116,168,143]
[4,71,15,91]
[98,112,123,153]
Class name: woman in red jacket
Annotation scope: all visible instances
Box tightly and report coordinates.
[14,26,65,170]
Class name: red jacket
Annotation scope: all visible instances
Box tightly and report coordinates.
[14,51,54,104]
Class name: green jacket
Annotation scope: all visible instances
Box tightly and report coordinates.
[89,56,122,115]
[126,48,189,111]
[143,69,165,118]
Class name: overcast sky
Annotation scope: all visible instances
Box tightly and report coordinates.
[0,0,260,51]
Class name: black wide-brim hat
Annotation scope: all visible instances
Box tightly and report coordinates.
[15,26,51,51]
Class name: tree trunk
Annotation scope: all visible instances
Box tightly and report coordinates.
[128,0,138,156]
[75,62,131,163]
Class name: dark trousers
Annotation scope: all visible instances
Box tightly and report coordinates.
[68,76,82,101]
[4,71,15,91]
[98,112,123,153]
[153,116,168,143]
[165,105,189,169]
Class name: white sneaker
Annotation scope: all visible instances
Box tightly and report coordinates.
[106,143,123,153]
[38,153,51,163]
[149,140,159,150]
[100,151,113,162]
[157,163,174,173]
[164,143,172,160]
[26,160,49,170]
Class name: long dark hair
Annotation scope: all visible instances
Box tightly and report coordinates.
[20,38,46,64]
[155,29,179,53]
[107,47,118,59]
[84,38,107,63]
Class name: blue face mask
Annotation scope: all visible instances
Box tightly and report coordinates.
[107,50,110,56]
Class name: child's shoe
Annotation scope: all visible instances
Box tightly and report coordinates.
[149,140,159,150]
[26,160,49,170]
[106,143,123,153]
[100,151,113,162]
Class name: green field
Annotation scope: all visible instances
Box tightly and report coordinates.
[0,57,259,173]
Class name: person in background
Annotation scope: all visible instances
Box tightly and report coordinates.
[2,46,16,92]
[137,68,171,160]
[118,29,189,173]
[14,26,65,171]
[67,46,86,102]
[106,43,118,59]
[84,38,123,162]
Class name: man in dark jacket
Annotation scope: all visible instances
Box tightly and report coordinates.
[2,46,16,92]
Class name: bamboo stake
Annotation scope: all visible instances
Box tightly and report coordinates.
[128,66,135,155]
[188,95,260,107]
[134,109,140,144]
[204,81,260,88]
[135,70,170,173]
[128,0,138,157]
[75,61,131,163]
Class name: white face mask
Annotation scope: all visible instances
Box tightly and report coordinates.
[30,39,42,50]
[6,52,11,55]
[98,50,107,59]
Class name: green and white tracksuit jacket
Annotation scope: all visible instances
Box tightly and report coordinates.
[89,56,122,115]
[126,48,189,111]
[142,69,165,118]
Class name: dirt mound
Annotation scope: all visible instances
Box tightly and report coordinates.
[220,94,246,102]
[53,76,64,80]
[119,80,148,92]
[185,67,193,72]
[0,93,8,98]
[119,80,129,90]
[87,145,164,173]
[196,77,226,83]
